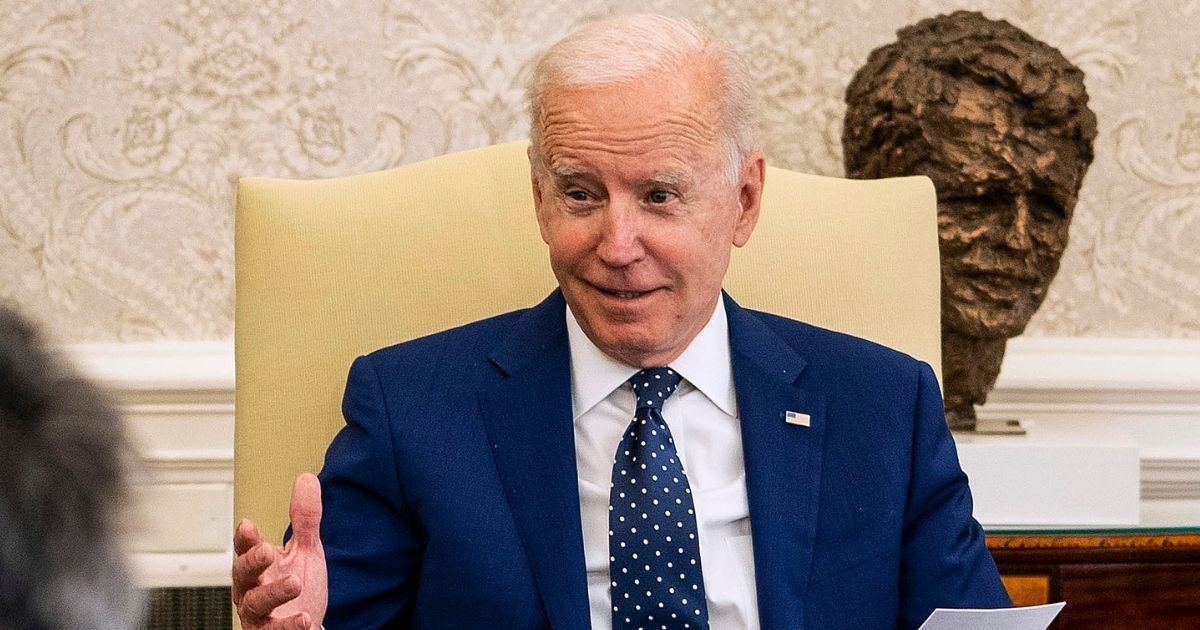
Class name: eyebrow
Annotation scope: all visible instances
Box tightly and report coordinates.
[643,172,687,188]
[547,165,691,189]
[550,165,585,179]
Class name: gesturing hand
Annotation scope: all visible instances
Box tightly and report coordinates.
[233,473,329,630]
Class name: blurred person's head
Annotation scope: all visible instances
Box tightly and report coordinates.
[0,306,142,630]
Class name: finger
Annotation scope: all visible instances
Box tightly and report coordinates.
[278,612,313,630]
[234,518,265,556]
[289,473,323,549]
[253,612,312,630]
[238,575,301,624]
[232,543,276,601]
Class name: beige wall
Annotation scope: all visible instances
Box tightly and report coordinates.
[1,0,1196,342]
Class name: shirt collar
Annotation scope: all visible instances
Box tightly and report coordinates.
[566,297,737,420]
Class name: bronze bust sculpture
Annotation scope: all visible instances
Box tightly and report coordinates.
[842,11,1097,430]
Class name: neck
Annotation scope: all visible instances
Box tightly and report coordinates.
[941,328,1008,431]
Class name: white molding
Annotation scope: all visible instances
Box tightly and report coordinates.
[69,341,235,588]
[1144,457,1200,500]
[70,340,234,393]
[61,337,1200,586]
[995,336,1200,399]
[983,337,1200,527]
[131,552,235,589]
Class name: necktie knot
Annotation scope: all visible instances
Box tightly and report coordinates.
[628,367,683,410]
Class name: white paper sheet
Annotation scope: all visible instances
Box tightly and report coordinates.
[917,602,1065,630]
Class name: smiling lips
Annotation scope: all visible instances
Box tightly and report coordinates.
[591,282,662,300]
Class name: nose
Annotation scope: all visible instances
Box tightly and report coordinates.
[1003,194,1034,251]
[595,201,645,267]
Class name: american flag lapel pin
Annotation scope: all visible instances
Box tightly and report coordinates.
[785,410,811,427]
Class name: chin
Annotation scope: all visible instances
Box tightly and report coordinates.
[585,322,662,361]
[942,298,1033,338]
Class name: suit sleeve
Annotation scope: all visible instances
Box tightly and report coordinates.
[317,355,422,629]
[897,361,1011,629]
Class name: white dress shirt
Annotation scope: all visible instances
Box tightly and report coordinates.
[567,298,760,629]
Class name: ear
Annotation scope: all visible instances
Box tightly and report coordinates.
[732,151,765,248]
[528,145,552,245]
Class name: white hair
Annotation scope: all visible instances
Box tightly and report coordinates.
[526,14,757,184]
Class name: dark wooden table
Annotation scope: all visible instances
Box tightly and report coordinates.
[987,530,1200,629]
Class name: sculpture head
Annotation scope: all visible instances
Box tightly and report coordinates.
[843,11,1097,339]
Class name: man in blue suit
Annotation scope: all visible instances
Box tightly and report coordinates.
[232,14,1010,630]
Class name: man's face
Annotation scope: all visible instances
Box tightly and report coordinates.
[921,87,1084,338]
[530,64,764,367]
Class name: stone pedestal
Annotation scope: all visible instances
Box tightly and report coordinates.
[955,419,1140,527]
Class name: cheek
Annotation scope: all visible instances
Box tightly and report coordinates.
[542,219,593,267]
[547,241,585,276]
[1031,219,1070,250]
[937,229,983,261]
[683,232,735,290]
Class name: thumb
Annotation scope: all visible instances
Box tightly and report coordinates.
[289,472,323,549]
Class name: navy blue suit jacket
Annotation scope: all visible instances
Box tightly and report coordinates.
[315,290,1009,629]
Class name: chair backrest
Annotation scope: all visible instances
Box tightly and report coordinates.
[234,141,940,543]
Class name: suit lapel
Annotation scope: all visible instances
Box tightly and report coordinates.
[725,295,827,630]
[478,292,828,629]
[479,291,590,630]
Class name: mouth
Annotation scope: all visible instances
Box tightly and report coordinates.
[951,265,1041,285]
[589,282,662,301]
[945,269,1044,305]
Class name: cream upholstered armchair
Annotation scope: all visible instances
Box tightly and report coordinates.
[233,141,940,544]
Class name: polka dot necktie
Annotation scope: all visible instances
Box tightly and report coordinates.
[609,367,709,630]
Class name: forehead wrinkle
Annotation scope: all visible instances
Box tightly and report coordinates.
[537,98,726,188]
[543,138,705,185]
[539,98,722,144]
[541,118,718,148]
[539,131,720,180]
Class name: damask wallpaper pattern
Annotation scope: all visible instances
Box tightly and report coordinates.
[0,0,1196,341]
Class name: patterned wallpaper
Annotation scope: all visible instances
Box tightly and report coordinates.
[0,0,1196,342]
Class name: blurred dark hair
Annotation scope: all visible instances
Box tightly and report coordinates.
[0,306,142,630]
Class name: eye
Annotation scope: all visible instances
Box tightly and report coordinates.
[566,189,591,202]
[938,192,1010,219]
[1029,193,1069,220]
[647,189,672,204]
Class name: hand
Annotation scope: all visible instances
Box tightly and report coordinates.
[233,473,329,630]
